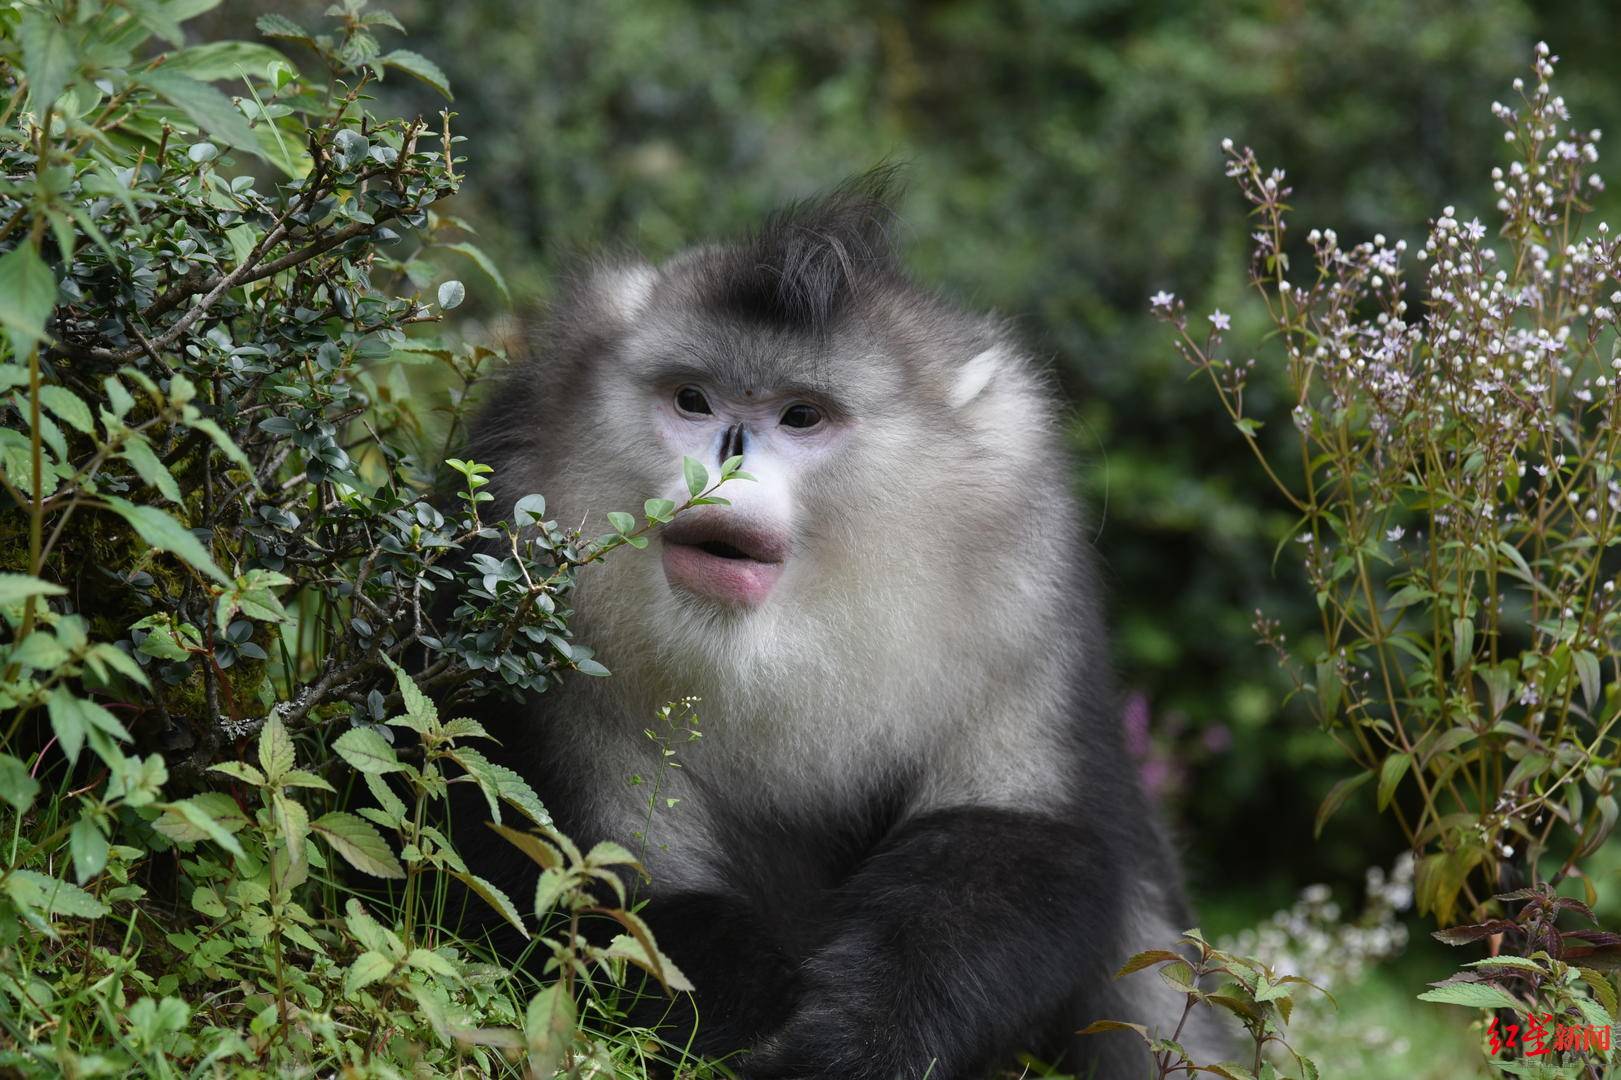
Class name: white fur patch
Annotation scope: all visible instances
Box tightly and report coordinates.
[948,346,1008,408]
[604,265,657,321]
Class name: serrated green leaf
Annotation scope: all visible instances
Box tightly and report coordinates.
[312,812,404,878]
[162,41,289,82]
[258,713,294,781]
[0,573,65,605]
[0,243,59,354]
[0,753,40,813]
[119,435,181,503]
[154,794,247,857]
[208,760,266,786]
[103,496,229,583]
[332,727,403,774]
[487,821,563,871]
[382,48,451,99]
[1416,981,1523,1011]
[344,950,395,996]
[453,871,527,938]
[255,13,310,42]
[38,386,94,435]
[46,687,130,764]
[141,68,261,157]
[5,869,108,920]
[20,11,77,114]
[524,984,575,1074]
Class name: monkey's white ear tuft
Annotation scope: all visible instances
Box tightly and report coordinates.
[599,264,658,322]
[949,345,1011,409]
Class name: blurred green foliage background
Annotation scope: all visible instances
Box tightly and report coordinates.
[227,0,1620,934]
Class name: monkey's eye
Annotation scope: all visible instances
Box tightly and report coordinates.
[780,403,823,429]
[675,386,712,415]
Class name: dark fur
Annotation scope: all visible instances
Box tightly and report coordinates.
[455,175,1211,1079]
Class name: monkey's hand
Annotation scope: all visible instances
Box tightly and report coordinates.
[741,806,1118,1080]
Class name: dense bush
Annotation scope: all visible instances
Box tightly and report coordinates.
[0,2,735,1074]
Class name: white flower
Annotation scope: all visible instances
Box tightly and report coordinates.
[1385,526,1405,542]
[1209,309,1232,331]
[1150,290,1175,309]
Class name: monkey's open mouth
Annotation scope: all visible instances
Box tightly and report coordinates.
[660,517,788,607]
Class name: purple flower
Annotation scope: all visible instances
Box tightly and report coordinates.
[1209,309,1232,331]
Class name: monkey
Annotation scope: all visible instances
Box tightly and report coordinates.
[459,171,1223,1079]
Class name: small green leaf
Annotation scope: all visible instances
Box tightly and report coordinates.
[1377,752,1411,811]
[437,279,465,310]
[1384,584,1432,610]
[255,13,311,43]
[1314,769,1373,839]
[1077,1019,1149,1040]
[487,821,564,871]
[606,511,635,535]
[513,493,547,525]
[682,456,708,498]
[70,813,108,883]
[1451,617,1475,670]
[1574,650,1601,710]
[1115,950,1184,978]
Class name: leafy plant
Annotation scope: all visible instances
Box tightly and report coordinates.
[0,1,744,1075]
[1142,39,1621,1078]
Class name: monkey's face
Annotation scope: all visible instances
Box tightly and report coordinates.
[596,311,890,616]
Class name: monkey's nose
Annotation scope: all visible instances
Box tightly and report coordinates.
[719,423,746,466]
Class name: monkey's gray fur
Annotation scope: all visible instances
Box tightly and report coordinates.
[461,170,1226,1079]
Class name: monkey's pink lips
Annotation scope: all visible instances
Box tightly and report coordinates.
[660,518,788,607]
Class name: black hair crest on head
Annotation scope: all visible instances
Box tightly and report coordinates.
[703,165,904,332]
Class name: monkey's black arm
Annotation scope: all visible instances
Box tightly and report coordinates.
[741,805,1136,1080]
